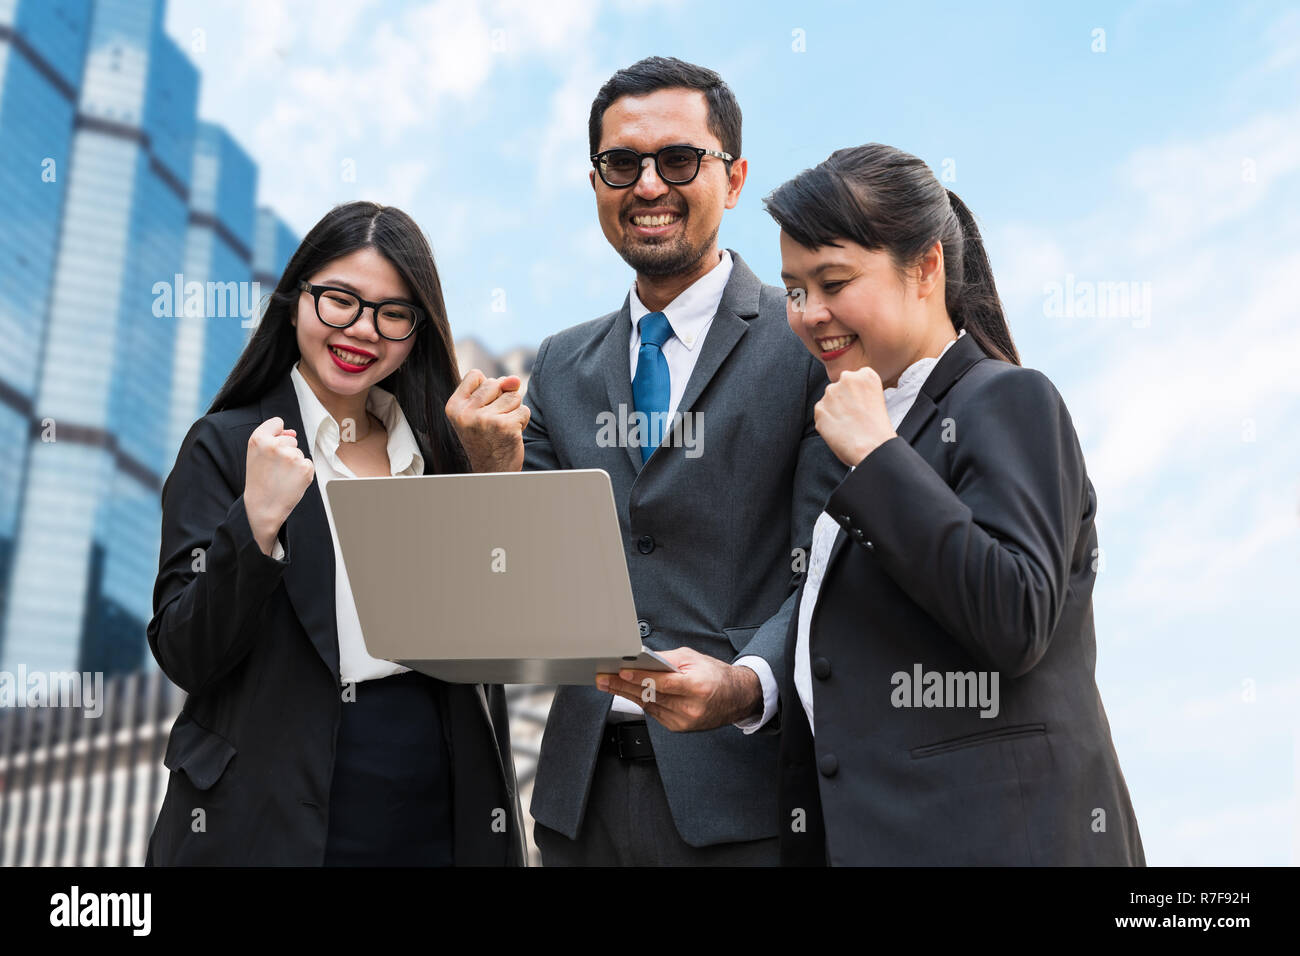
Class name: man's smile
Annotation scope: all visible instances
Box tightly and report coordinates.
[627,206,684,236]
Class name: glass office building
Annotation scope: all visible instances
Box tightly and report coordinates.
[0,0,298,677]
[165,120,256,459]
[0,0,93,669]
[0,0,551,869]
[3,0,197,676]
[253,205,298,298]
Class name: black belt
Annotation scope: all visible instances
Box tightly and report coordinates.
[601,720,655,761]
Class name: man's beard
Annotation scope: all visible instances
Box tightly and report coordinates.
[617,222,719,277]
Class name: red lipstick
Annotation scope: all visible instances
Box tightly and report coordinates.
[327,344,376,373]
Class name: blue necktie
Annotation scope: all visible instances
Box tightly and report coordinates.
[631,311,672,463]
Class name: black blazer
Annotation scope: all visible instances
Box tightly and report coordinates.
[778,333,1145,865]
[145,370,526,866]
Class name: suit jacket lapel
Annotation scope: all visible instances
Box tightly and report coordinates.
[599,301,643,475]
[260,371,341,682]
[608,248,761,476]
[824,526,851,584]
[671,250,761,420]
[821,332,987,579]
[895,391,939,445]
[902,331,985,438]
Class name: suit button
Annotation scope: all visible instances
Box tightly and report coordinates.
[637,619,651,638]
[818,753,839,777]
[637,535,655,554]
[864,540,874,551]
[812,657,831,680]
[838,514,851,524]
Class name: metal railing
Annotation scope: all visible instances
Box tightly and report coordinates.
[0,671,552,866]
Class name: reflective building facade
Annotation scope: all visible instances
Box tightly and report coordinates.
[0,0,552,869]
[165,120,256,457]
[3,0,196,677]
[0,0,297,676]
[253,204,297,298]
[0,0,94,674]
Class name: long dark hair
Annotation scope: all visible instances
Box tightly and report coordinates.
[763,143,1020,365]
[208,201,469,474]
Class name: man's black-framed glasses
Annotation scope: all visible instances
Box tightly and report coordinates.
[590,144,734,188]
[298,281,424,341]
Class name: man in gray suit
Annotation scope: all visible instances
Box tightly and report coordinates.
[446,56,842,865]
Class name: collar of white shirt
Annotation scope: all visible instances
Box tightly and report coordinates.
[288,360,424,475]
[881,328,967,432]
[628,249,734,351]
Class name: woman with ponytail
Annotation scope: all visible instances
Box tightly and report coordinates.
[760,144,1144,865]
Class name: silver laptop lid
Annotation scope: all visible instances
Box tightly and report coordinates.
[321,469,644,668]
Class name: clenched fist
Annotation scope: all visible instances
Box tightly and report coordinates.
[814,365,897,467]
[244,417,315,556]
[445,369,530,473]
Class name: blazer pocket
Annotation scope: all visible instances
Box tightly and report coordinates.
[909,722,1046,759]
[723,625,761,654]
[163,711,237,790]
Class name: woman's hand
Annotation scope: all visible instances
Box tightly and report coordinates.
[244,417,315,555]
[814,366,898,466]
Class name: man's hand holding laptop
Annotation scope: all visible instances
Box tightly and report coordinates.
[596,648,763,731]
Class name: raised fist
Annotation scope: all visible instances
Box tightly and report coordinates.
[244,416,315,554]
[445,369,530,473]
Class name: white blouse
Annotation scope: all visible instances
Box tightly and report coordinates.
[270,360,425,684]
[791,331,966,734]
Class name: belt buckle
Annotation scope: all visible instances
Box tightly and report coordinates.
[617,722,651,761]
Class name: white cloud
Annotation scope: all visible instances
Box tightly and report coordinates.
[1263,7,1300,72]
[1120,109,1300,255]
[166,0,629,233]
[995,98,1300,866]
[535,57,607,196]
[993,101,1300,516]
[990,222,1068,315]
[358,159,430,208]
[1162,797,1296,866]
[1101,677,1300,864]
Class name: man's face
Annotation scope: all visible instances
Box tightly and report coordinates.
[591,88,744,277]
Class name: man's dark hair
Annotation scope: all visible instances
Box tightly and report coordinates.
[588,56,742,159]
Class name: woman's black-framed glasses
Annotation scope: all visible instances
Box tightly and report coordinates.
[298,281,424,341]
[590,144,734,188]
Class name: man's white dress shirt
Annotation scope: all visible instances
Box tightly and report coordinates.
[610,249,783,721]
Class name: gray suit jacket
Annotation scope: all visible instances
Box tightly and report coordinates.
[522,250,845,847]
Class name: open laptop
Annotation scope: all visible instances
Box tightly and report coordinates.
[320,468,677,685]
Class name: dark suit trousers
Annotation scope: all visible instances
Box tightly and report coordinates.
[533,750,778,866]
[324,670,454,866]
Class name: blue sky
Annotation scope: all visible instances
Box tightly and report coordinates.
[165,0,1300,865]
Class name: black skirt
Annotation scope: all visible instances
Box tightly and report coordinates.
[323,669,454,866]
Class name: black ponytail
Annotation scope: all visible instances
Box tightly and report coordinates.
[764,143,1020,366]
[944,188,1019,365]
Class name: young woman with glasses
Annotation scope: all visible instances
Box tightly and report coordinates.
[145,201,526,866]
